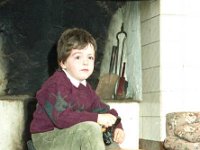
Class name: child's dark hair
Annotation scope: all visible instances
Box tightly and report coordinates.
[57,28,97,66]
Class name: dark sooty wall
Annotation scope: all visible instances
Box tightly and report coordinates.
[0,0,124,95]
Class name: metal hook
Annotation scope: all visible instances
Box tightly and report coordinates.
[116,23,127,41]
[114,23,127,75]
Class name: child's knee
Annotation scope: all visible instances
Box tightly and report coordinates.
[81,122,104,145]
[80,121,102,136]
[83,121,101,131]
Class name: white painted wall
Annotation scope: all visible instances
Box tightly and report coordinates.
[108,102,139,149]
[140,0,161,141]
[160,0,200,140]
[140,0,200,143]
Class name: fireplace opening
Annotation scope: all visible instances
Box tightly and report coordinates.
[0,0,125,96]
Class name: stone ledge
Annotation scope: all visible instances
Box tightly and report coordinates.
[0,94,33,101]
[0,95,140,150]
[0,95,36,150]
[102,98,141,103]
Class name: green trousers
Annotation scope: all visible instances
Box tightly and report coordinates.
[32,121,120,150]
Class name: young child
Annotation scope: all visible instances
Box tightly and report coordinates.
[30,28,125,150]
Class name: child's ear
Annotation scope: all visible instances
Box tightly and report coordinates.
[59,61,66,69]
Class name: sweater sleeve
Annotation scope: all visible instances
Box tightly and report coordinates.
[89,87,123,129]
[36,81,98,129]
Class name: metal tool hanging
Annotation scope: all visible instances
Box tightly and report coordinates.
[115,23,128,99]
[115,23,127,76]
[96,23,127,100]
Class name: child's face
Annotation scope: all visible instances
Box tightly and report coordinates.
[60,44,95,81]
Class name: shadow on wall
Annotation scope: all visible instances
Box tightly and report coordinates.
[23,98,37,150]
[48,42,58,76]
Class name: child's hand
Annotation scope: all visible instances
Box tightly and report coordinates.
[97,114,117,127]
[113,128,125,144]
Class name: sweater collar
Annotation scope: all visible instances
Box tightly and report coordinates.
[62,69,86,88]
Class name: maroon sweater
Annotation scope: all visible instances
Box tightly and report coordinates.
[30,70,122,133]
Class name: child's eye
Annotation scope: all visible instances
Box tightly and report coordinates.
[88,56,94,60]
[75,56,80,59]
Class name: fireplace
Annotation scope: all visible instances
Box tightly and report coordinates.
[0,0,125,96]
[0,1,141,149]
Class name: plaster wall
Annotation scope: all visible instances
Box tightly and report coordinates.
[140,0,200,146]
[160,0,200,139]
[108,102,139,149]
[140,0,161,141]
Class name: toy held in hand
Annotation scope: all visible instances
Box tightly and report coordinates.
[102,117,121,145]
